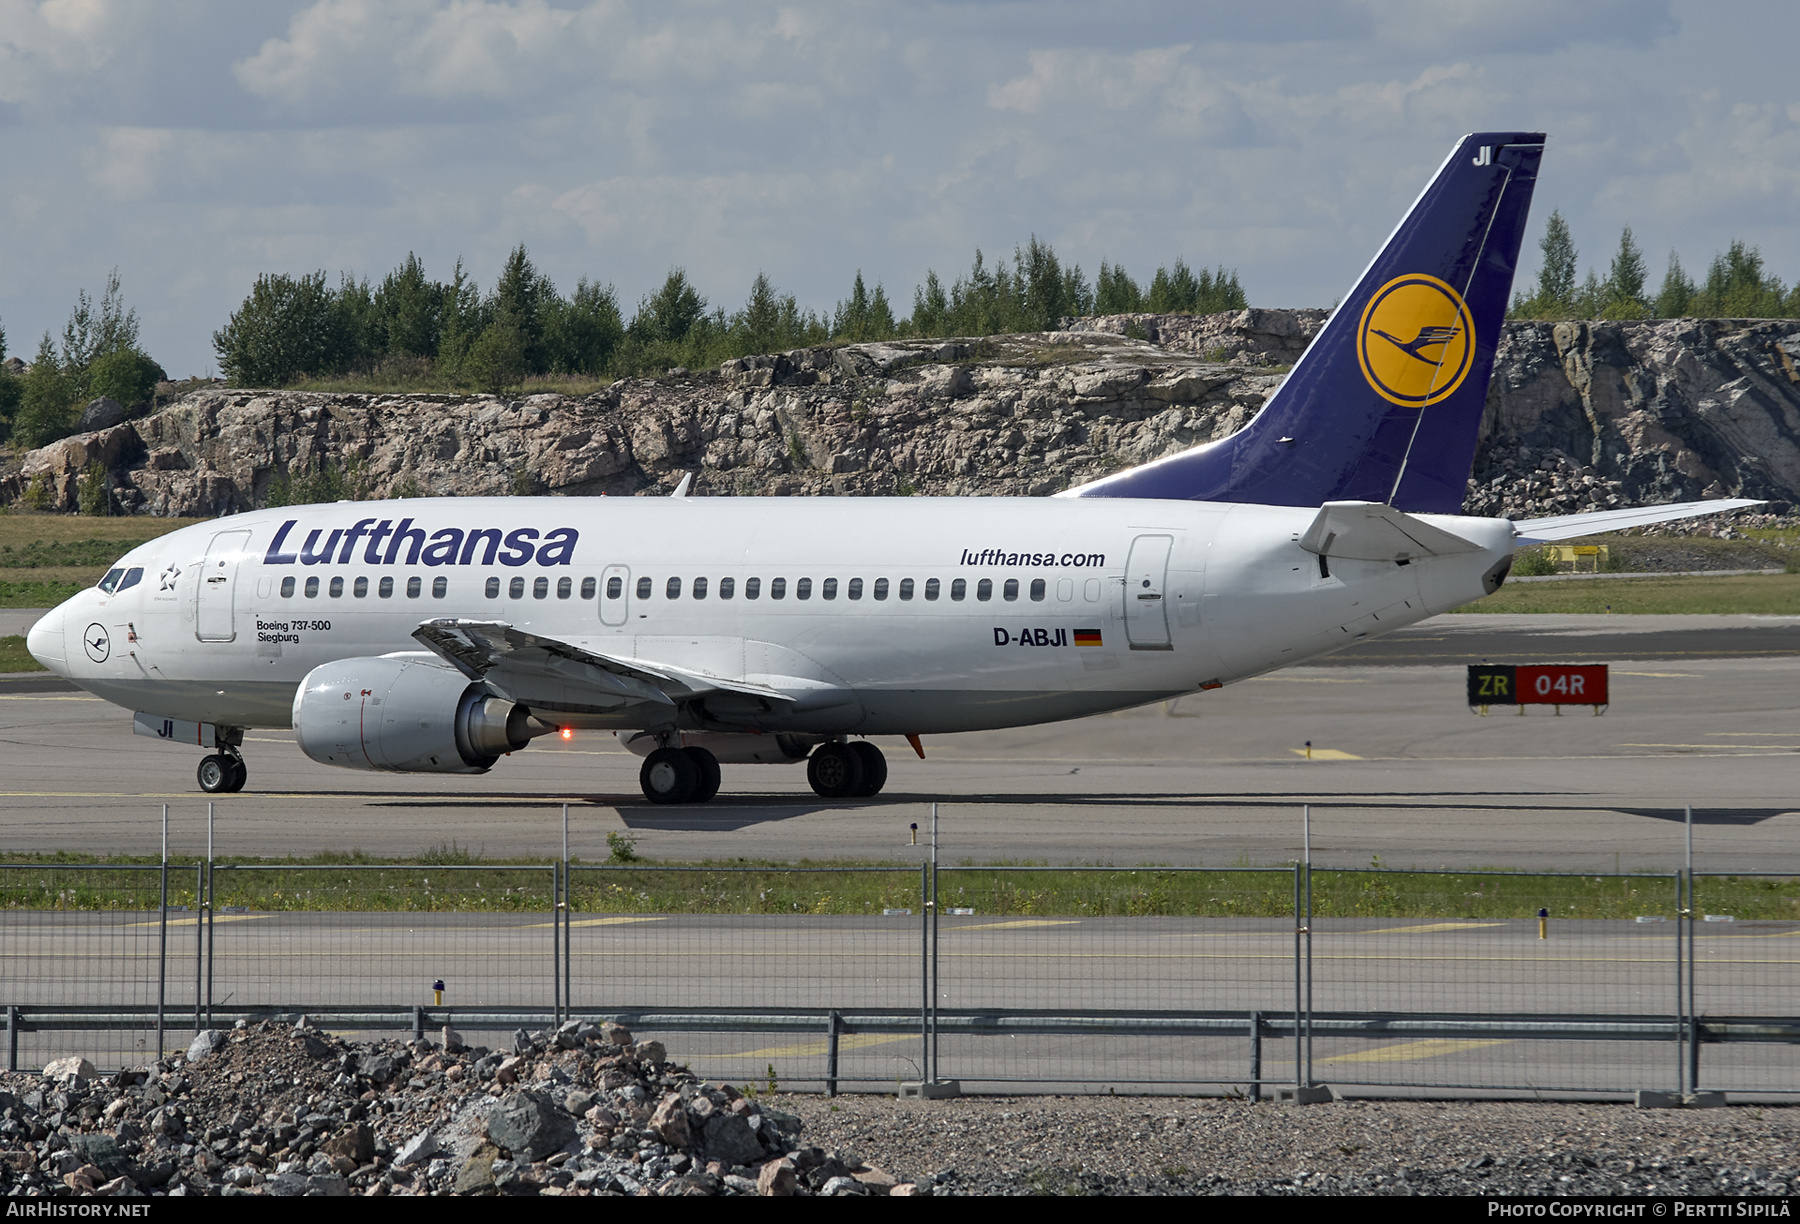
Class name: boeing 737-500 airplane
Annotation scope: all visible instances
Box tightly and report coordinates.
[26,132,1756,803]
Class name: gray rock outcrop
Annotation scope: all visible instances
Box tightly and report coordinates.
[7,312,1797,521]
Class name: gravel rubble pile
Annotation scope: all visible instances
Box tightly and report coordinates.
[778,1094,1800,1196]
[0,1019,917,1197]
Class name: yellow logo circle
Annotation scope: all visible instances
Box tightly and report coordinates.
[1356,274,1475,407]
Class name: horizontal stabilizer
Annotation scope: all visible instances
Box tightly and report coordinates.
[1512,499,1763,544]
[1299,501,1481,561]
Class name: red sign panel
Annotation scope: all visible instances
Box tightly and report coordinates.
[1513,665,1608,706]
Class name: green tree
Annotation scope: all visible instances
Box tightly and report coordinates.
[910,271,949,336]
[374,252,443,360]
[1652,251,1695,317]
[1515,209,1578,317]
[1692,241,1787,317]
[463,324,527,395]
[59,269,140,397]
[1603,226,1648,317]
[832,271,897,341]
[77,461,111,517]
[213,271,341,386]
[14,333,77,448]
[633,269,707,345]
[434,258,482,382]
[1096,260,1144,314]
[488,245,555,373]
[86,347,165,408]
[542,277,623,375]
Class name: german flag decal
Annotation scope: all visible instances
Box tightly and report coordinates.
[1073,629,1103,647]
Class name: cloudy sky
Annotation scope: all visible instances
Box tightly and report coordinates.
[3,0,1797,376]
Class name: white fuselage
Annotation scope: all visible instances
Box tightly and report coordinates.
[28,497,1515,738]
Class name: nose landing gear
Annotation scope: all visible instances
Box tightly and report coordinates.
[197,750,247,794]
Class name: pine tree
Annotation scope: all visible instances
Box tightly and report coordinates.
[1534,210,1578,314]
[1652,251,1694,317]
[1601,226,1648,319]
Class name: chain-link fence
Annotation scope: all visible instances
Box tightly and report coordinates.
[5,857,1796,1099]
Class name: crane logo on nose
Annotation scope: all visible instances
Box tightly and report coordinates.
[84,623,111,663]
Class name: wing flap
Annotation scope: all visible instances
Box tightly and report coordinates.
[409,621,792,719]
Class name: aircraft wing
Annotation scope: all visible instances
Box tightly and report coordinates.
[1511,499,1763,544]
[408,620,792,722]
[1298,501,1482,561]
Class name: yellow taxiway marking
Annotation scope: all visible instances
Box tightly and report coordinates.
[525,916,667,929]
[1616,671,1699,678]
[124,914,267,929]
[1318,1039,1508,1065]
[712,1033,911,1060]
[1360,922,1507,935]
[1290,748,1362,760]
[1621,744,1800,751]
[0,695,106,701]
[948,919,1080,932]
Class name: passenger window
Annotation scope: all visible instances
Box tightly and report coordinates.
[977,579,993,602]
[329,576,343,598]
[951,578,966,601]
[118,568,143,592]
[432,576,448,598]
[98,569,123,594]
[1084,578,1101,602]
[558,577,572,599]
[534,577,549,599]
[925,578,940,601]
[1030,578,1046,602]
[796,577,812,600]
[607,576,622,599]
[281,576,296,598]
[407,576,422,598]
[354,576,368,598]
[693,577,708,600]
[770,577,786,600]
[874,578,889,601]
[510,577,525,598]
[486,577,501,599]
[581,577,597,599]
[1003,578,1018,602]
[746,577,762,600]
[822,578,838,600]
[666,577,682,599]
[719,577,735,599]
[305,577,320,598]
[637,577,652,600]
[899,578,914,600]
[379,576,394,598]
[847,578,862,600]
[1056,578,1073,602]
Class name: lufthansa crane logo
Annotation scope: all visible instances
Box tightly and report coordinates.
[1356,273,1475,408]
[83,623,110,664]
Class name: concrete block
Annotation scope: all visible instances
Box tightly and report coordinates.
[1277,1085,1334,1104]
[1635,1090,1683,1109]
[898,1080,961,1100]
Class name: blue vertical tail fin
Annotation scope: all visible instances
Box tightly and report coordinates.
[1064,132,1545,513]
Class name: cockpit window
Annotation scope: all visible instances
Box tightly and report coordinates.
[117,567,144,593]
[98,569,124,594]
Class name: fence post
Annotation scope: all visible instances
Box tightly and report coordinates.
[411,1005,424,1043]
[552,861,563,1027]
[157,805,168,1063]
[192,862,203,1036]
[920,862,929,1083]
[6,1005,16,1072]
[205,802,215,1028]
[1292,863,1302,1097]
[825,1010,841,1098]
[562,806,573,1023]
[1248,1010,1262,1103]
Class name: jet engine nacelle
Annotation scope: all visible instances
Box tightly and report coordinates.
[293,655,548,773]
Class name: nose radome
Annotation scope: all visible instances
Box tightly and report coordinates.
[26,604,67,671]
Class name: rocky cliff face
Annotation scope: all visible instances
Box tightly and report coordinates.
[9,312,1798,520]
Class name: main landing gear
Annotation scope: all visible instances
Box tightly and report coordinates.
[638,745,722,805]
[635,738,890,804]
[806,741,887,800]
[197,749,247,795]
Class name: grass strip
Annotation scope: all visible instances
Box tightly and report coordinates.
[1454,571,1800,614]
[2,852,1793,920]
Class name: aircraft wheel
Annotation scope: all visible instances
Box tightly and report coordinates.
[224,756,248,793]
[197,754,234,795]
[848,741,887,797]
[807,742,864,799]
[684,747,721,803]
[640,747,698,805]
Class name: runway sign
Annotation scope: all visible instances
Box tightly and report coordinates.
[1468,664,1608,709]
